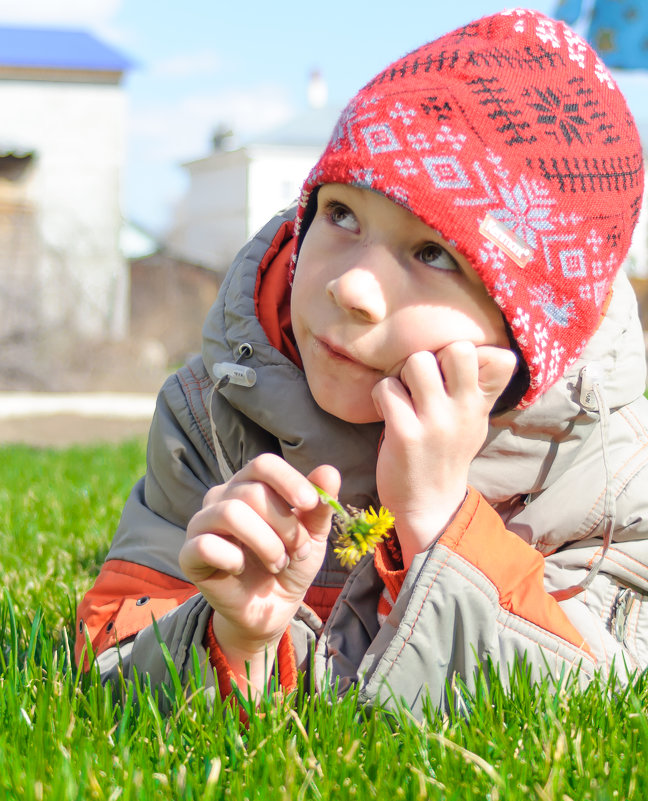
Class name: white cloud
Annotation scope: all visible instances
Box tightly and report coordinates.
[152,50,221,79]
[0,0,122,27]
[128,84,296,164]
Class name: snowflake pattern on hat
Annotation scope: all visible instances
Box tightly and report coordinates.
[295,8,644,407]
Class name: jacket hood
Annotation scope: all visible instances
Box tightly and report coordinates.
[470,269,647,552]
[471,270,645,496]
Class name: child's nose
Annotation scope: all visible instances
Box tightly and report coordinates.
[326,254,389,323]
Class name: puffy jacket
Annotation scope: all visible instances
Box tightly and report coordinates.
[76,208,648,717]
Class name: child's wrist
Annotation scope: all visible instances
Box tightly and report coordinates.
[211,612,284,696]
[396,488,468,569]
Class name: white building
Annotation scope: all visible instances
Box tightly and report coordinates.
[165,105,340,275]
[0,27,131,351]
[626,164,648,280]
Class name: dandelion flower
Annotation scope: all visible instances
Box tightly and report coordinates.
[312,484,395,568]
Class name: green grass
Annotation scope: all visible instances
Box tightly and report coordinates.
[0,440,146,636]
[1,440,647,800]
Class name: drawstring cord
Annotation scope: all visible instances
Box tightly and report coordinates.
[551,365,615,602]
[578,378,615,590]
[207,342,255,482]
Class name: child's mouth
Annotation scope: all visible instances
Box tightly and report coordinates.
[318,337,361,365]
[314,334,384,376]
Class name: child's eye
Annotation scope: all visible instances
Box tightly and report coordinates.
[417,242,459,271]
[326,202,359,232]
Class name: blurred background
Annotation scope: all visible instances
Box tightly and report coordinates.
[0,0,647,393]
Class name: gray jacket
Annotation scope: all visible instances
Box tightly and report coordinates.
[93,209,648,718]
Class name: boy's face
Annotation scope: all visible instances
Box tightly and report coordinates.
[291,184,510,424]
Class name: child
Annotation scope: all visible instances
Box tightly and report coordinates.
[77,9,648,717]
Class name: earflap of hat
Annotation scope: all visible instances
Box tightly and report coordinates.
[290,186,321,284]
[295,187,320,257]
[491,320,531,414]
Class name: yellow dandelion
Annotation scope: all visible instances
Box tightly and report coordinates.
[364,506,396,539]
[312,484,395,568]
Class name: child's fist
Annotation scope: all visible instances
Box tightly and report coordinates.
[179,455,340,676]
[372,342,516,567]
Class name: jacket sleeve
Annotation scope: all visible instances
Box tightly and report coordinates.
[315,487,598,718]
[93,593,317,711]
[76,357,226,672]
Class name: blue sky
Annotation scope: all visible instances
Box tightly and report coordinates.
[0,0,645,235]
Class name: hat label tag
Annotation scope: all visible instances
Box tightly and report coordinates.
[479,214,533,268]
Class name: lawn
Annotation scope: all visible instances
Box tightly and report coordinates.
[1,439,647,800]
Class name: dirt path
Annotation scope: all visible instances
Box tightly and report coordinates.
[0,393,156,447]
[0,415,152,447]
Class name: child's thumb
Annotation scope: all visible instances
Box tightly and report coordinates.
[302,464,341,540]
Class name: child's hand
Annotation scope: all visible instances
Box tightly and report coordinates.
[179,455,340,691]
[372,342,516,568]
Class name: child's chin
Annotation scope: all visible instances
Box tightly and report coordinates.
[315,394,381,425]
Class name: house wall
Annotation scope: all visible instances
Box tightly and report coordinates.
[246,145,321,237]
[165,150,249,274]
[626,166,648,280]
[0,77,128,342]
[130,254,221,365]
[165,144,321,276]
[0,159,38,343]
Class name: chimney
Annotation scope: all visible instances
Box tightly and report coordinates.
[307,69,328,109]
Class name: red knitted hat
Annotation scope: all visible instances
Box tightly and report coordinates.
[295,8,644,407]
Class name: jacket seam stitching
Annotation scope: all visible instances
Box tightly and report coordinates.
[535,440,648,548]
[595,550,648,583]
[621,405,648,441]
[380,551,593,686]
[177,367,215,456]
[439,557,595,659]
[381,548,454,673]
[102,560,194,590]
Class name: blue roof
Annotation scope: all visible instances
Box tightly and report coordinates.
[0,27,132,72]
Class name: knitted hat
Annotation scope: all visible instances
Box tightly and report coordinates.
[295,8,644,408]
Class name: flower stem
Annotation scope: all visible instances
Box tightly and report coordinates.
[311,483,349,521]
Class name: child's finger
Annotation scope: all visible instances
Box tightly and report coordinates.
[476,346,518,405]
[180,532,246,580]
[186,497,294,575]
[297,464,341,542]
[371,372,423,428]
[397,350,446,401]
[234,453,320,511]
[434,341,479,399]
[223,477,316,559]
